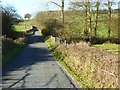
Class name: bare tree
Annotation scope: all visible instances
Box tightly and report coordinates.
[108,0,112,38]
[83,0,93,38]
[69,0,92,38]
[61,0,64,24]
[50,0,65,24]
[94,0,100,37]
[84,2,88,37]
[88,1,92,36]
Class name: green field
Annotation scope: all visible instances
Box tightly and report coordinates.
[35,10,118,42]
[93,43,119,54]
[36,10,119,55]
[14,20,32,32]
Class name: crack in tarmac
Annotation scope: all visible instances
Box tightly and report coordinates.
[8,66,31,88]
[2,31,79,89]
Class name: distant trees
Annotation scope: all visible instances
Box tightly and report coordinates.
[69,1,93,38]
[69,0,114,39]
[35,0,118,44]
[24,13,31,28]
[24,13,31,20]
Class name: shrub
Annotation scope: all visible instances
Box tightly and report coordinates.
[2,5,23,39]
[41,19,63,37]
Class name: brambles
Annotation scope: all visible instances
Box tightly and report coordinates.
[46,38,118,88]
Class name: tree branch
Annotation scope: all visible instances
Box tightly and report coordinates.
[50,1,62,8]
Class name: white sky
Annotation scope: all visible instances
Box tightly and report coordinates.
[1,0,71,18]
[1,0,119,18]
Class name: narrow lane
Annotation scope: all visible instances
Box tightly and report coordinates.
[2,31,79,89]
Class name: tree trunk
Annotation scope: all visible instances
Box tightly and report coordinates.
[88,1,92,37]
[84,3,88,38]
[108,1,111,38]
[50,0,64,25]
[61,0,64,25]
[94,0,99,37]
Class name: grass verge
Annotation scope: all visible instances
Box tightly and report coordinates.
[2,37,26,67]
[45,38,118,88]
[45,38,82,88]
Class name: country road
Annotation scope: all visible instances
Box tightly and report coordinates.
[2,31,79,89]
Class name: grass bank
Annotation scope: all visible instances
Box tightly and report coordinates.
[45,39,95,88]
[92,43,119,55]
[14,20,32,32]
[45,37,118,88]
[2,20,33,67]
[2,37,26,67]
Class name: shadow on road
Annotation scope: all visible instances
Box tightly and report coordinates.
[26,35,46,44]
[2,31,54,88]
[25,26,47,43]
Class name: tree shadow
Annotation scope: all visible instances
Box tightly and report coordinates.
[2,30,55,89]
[26,35,46,44]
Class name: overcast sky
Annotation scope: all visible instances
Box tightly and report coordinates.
[1,0,120,18]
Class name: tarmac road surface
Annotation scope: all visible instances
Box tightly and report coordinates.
[2,31,79,89]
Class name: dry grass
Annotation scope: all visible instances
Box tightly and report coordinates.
[2,37,25,66]
[56,42,119,88]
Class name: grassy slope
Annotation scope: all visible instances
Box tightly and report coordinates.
[14,20,32,32]
[45,39,82,87]
[45,11,118,38]
[40,10,119,88]
[45,38,118,88]
[45,39,92,88]
[93,43,119,55]
[2,37,25,67]
[2,20,31,67]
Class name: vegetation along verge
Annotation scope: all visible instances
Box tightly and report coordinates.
[45,37,119,88]
[2,5,27,67]
[33,0,119,88]
[2,37,26,67]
